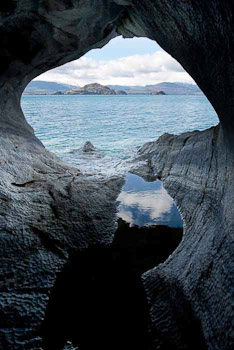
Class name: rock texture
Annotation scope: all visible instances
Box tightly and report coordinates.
[134,125,234,349]
[0,1,234,350]
[0,128,124,349]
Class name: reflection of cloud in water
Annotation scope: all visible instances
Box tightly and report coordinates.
[117,208,134,225]
[117,174,183,227]
[118,187,173,222]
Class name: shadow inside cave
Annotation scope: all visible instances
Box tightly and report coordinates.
[40,219,183,350]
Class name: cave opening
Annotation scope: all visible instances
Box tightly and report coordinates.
[1,1,234,349]
[21,37,217,349]
[21,35,217,229]
[21,36,219,178]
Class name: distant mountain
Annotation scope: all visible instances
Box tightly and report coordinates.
[24,80,79,94]
[66,83,127,95]
[145,82,202,95]
[108,82,202,95]
[23,81,202,95]
[107,85,145,91]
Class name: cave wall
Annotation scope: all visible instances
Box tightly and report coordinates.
[0,1,234,349]
[135,125,234,349]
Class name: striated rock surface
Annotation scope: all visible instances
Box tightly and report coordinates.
[0,1,234,350]
[134,125,234,349]
[0,128,124,349]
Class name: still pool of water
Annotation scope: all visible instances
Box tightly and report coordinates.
[118,174,183,227]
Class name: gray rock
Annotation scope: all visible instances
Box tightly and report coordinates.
[82,141,97,153]
[0,128,124,349]
[0,1,234,350]
[134,125,234,349]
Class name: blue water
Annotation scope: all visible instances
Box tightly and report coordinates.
[21,94,218,175]
[21,94,218,227]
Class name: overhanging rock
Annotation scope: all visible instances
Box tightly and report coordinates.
[0,1,234,349]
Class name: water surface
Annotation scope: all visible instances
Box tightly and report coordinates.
[118,174,183,227]
[21,94,217,227]
[21,94,218,176]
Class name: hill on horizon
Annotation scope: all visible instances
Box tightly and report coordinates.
[107,82,202,95]
[145,82,202,95]
[23,80,202,95]
[24,80,79,94]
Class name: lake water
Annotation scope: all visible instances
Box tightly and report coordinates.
[118,174,183,227]
[21,94,218,227]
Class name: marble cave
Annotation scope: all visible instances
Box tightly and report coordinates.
[0,1,234,349]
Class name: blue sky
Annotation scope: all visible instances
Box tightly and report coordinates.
[85,37,162,60]
[36,37,194,86]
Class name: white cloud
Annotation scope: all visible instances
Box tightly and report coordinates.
[117,188,174,222]
[117,209,134,225]
[35,51,195,86]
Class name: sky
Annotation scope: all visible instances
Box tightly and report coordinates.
[35,37,195,87]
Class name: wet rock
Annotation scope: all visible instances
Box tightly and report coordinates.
[82,141,97,153]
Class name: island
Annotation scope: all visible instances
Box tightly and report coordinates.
[65,83,128,95]
[151,91,167,95]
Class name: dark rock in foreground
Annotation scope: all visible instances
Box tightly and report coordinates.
[41,219,183,350]
[114,218,183,275]
[0,0,234,349]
